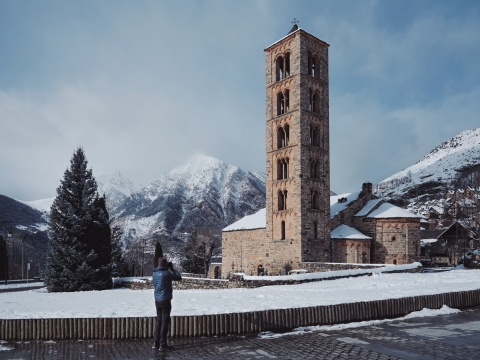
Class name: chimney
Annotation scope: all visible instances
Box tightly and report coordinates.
[362,182,373,196]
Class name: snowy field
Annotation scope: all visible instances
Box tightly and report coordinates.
[0,282,44,290]
[1,270,479,319]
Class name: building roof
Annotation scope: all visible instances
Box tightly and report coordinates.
[354,199,383,217]
[331,224,371,240]
[330,191,361,219]
[367,203,423,219]
[222,208,266,232]
[264,28,330,51]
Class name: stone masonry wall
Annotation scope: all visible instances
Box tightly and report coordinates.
[331,239,371,263]
[374,219,421,265]
[299,262,383,272]
[221,228,267,277]
[120,264,422,291]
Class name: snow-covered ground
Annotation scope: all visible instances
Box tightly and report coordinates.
[0,282,44,290]
[1,270,479,319]
[259,305,460,338]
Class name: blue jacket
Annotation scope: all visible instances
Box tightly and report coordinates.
[152,266,182,301]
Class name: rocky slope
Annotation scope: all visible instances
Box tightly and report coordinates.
[101,155,266,246]
[375,126,480,205]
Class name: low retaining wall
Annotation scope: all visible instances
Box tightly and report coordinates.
[120,265,422,291]
[299,262,385,272]
[2,289,480,341]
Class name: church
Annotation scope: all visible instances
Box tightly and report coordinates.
[220,25,421,277]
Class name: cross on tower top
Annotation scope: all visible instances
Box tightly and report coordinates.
[292,18,299,25]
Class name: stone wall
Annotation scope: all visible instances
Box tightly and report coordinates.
[373,219,421,265]
[331,239,371,263]
[221,228,267,277]
[298,262,383,273]
[120,264,422,291]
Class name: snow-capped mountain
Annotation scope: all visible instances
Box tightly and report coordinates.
[110,155,266,244]
[376,126,480,203]
[97,171,150,214]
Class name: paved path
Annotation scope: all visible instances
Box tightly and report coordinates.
[2,307,480,359]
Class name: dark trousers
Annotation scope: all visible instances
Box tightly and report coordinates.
[154,300,171,346]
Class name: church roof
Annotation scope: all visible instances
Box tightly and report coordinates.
[331,224,371,240]
[366,203,423,219]
[265,27,329,51]
[222,208,266,232]
[354,199,383,217]
[330,191,361,219]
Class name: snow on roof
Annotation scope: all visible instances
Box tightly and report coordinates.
[367,203,423,219]
[223,208,266,232]
[330,191,360,219]
[430,206,444,214]
[354,199,383,217]
[420,238,439,247]
[331,224,371,240]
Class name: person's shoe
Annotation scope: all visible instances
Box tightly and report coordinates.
[159,345,175,352]
[152,342,159,350]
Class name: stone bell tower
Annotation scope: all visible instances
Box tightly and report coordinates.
[264,24,331,272]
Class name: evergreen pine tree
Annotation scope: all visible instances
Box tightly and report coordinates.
[45,148,111,292]
[153,241,163,268]
[111,225,128,277]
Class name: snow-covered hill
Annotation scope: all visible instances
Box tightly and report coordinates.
[111,155,266,244]
[376,126,480,203]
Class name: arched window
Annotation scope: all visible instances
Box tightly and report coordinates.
[278,190,285,211]
[277,92,285,116]
[284,124,290,146]
[314,221,318,239]
[284,90,290,113]
[311,160,319,179]
[277,127,285,148]
[281,221,286,240]
[284,190,288,210]
[313,127,319,147]
[276,56,284,81]
[362,252,368,264]
[393,259,397,265]
[307,51,313,76]
[277,158,289,180]
[313,55,319,78]
[313,90,320,113]
[285,53,290,77]
[311,190,318,209]
[309,88,313,111]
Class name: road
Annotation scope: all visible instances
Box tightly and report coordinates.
[2,307,480,359]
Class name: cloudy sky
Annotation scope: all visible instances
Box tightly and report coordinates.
[1,0,479,200]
